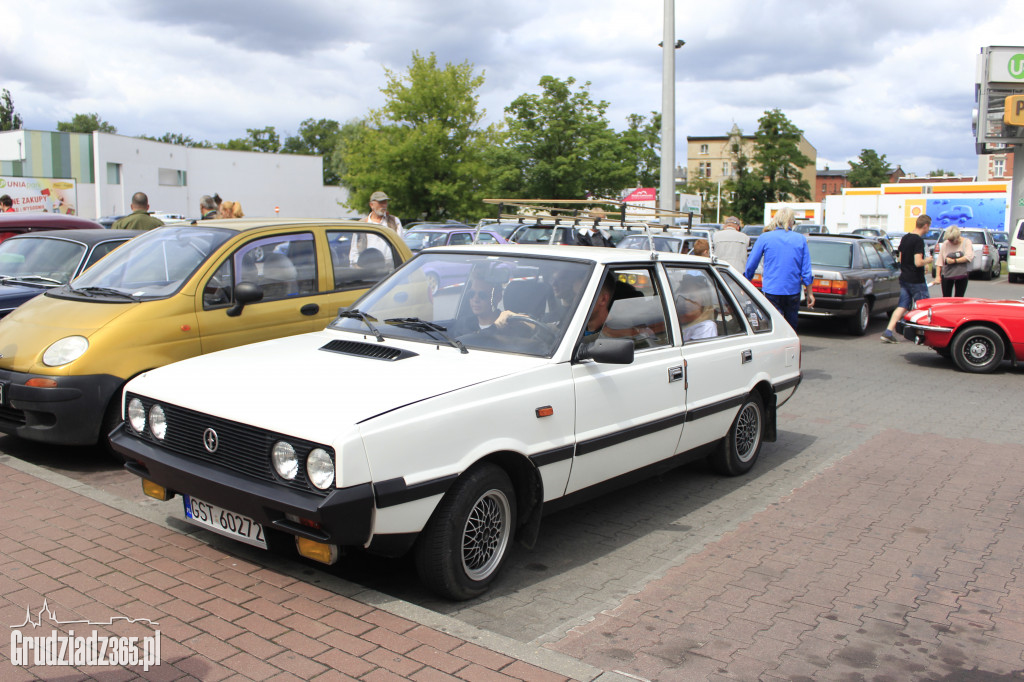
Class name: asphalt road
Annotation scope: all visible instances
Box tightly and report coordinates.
[3,274,1021,651]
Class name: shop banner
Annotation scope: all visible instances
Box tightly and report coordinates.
[0,177,78,214]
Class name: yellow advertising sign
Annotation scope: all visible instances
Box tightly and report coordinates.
[904,199,926,231]
[1006,95,1024,125]
[0,176,78,214]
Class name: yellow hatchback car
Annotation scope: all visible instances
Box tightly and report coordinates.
[0,218,411,450]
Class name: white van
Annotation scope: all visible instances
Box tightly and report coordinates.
[1010,218,1024,283]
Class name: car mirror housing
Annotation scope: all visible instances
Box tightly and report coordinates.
[576,338,634,364]
[226,281,263,317]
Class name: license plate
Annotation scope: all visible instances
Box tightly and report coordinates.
[182,495,267,549]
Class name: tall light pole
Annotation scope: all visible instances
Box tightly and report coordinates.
[659,0,683,216]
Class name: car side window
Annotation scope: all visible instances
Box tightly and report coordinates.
[83,240,129,270]
[203,258,233,309]
[600,268,671,350]
[329,229,397,290]
[719,269,772,334]
[474,232,497,244]
[861,243,883,269]
[666,267,743,342]
[878,243,897,269]
[204,233,316,309]
[448,232,473,246]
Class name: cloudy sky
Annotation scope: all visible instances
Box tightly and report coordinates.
[3,0,1020,178]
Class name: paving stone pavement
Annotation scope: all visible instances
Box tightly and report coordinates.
[0,459,624,682]
[548,431,1024,681]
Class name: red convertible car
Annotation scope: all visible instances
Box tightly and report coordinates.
[897,297,1024,373]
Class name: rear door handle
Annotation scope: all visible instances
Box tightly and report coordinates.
[300,303,320,316]
[741,350,752,363]
[668,366,683,383]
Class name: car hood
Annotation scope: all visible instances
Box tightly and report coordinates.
[0,293,137,371]
[0,283,49,306]
[125,329,548,444]
[915,297,1024,312]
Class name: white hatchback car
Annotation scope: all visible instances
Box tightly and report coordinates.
[113,246,802,599]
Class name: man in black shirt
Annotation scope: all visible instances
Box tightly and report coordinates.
[881,214,935,343]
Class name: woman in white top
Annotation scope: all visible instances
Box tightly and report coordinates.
[935,225,974,298]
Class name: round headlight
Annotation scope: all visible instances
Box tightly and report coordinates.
[306,448,335,490]
[149,404,167,440]
[42,336,89,367]
[271,441,298,480]
[127,398,146,433]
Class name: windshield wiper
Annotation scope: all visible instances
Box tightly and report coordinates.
[69,286,139,300]
[1,274,64,286]
[336,309,384,342]
[385,317,468,354]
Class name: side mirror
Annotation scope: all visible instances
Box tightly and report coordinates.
[226,281,263,317]
[576,338,634,364]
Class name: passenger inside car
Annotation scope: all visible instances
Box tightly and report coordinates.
[673,274,718,341]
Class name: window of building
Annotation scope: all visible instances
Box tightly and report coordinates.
[722,162,730,177]
[699,144,709,155]
[106,163,121,185]
[993,158,1005,177]
[821,183,826,194]
[698,162,711,178]
[860,215,887,230]
[158,168,187,186]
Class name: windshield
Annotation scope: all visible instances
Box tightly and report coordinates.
[808,241,853,268]
[330,252,594,357]
[510,225,573,245]
[69,225,233,299]
[0,237,85,285]
[403,231,449,252]
[742,225,763,236]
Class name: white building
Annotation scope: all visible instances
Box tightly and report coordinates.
[822,181,1011,234]
[0,130,352,220]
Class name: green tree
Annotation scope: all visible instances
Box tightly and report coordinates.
[494,76,633,202]
[752,109,812,203]
[620,111,661,189]
[1,89,23,131]
[56,112,117,133]
[729,147,768,226]
[218,126,281,153]
[283,118,342,184]
[337,51,501,222]
[139,132,213,147]
[847,149,893,187]
[928,168,955,177]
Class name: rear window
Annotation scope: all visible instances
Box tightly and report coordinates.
[807,241,852,268]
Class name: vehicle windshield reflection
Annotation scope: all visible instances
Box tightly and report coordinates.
[69,226,233,299]
[331,253,593,357]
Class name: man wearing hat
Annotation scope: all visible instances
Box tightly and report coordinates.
[365,191,403,236]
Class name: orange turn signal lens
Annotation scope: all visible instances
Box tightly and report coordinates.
[25,378,58,388]
[535,406,554,418]
[141,479,171,501]
[296,536,338,564]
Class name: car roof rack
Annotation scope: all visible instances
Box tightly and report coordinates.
[482,198,709,246]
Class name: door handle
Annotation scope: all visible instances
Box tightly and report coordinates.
[741,350,752,363]
[300,303,320,316]
[668,366,683,383]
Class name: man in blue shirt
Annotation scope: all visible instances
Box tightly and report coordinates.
[744,207,814,330]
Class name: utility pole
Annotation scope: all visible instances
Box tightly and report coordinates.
[659,0,682,216]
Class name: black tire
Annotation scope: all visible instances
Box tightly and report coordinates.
[980,262,993,281]
[990,259,1000,280]
[415,464,516,600]
[710,392,765,476]
[846,301,870,336]
[951,325,1005,374]
[1010,272,1022,284]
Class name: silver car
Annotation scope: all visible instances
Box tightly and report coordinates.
[932,227,1001,280]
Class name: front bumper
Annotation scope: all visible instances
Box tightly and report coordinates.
[0,368,123,445]
[896,320,954,345]
[112,426,374,547]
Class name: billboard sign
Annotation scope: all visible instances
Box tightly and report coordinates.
[0,176,79,214]
[623,187,657,220]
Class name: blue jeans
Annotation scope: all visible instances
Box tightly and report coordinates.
[765,292,800,330]
[897,281,930,310]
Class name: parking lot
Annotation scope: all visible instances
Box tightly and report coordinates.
[3,276,1022,679]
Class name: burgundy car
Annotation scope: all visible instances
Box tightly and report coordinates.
[0,213,102,244]
[897,297,1024,373]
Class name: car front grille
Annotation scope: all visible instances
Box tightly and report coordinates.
[125,393,332,496]
[0,405,26,426]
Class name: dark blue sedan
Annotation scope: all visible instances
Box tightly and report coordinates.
[0,229,137,319]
